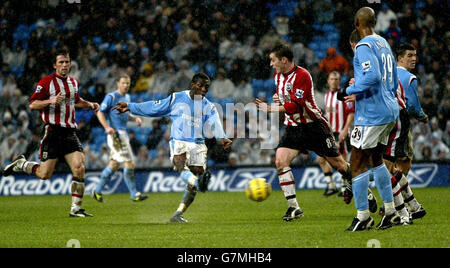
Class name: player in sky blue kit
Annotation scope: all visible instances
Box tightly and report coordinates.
[92,74,148,202]
[381,43,428,220]
[338,7,399,231]
[113,73,232,222]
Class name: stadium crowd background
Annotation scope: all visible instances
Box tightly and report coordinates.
[0,0,448,171]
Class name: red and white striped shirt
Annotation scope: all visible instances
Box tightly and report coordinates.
[30,73,80,128]
[275,65,322,126]
[324,90,355,133]
[396,81,407,110]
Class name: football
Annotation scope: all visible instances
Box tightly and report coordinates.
[245,178,272,202]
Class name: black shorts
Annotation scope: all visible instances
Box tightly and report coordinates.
[332,132,351,155]
[384,108,412,162]
[277,119,340,158]
[39,124,83,161]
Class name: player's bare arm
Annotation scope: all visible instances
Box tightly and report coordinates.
[29,92,63,110]
[96,110,115,134]
[75,97,99,112]
[255,98,286,113]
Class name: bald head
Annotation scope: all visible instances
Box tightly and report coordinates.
[354,7,376,38]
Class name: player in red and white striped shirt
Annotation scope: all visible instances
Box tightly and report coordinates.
[317,71,355,196]
[3,49,99,217]
[256,44,352,222]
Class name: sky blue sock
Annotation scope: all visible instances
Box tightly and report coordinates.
[352,170,370,211]
[372,163,394,203]
[124,168,137,198]
[180,170,198,187]
[95,166,115,194]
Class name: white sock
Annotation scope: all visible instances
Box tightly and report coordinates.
[23,161,39,175]
[398,174,420,211]
[278,167,299,208]
[392,177,408,216]
[71,178,85,212]
[384,201,396,216]
[357,209,370,221]
[324,172,336,189]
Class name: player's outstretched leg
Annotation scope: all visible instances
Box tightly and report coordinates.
[3,155,39,176]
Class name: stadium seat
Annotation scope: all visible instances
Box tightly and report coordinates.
[312,35,325,42]
[312,24,322,31]
[190,64,200,73]
[327,32,340,42]
[322,24,337,33]
[264,79,276,91]
[205,63,217,78]
[308,42,319,51]
[251,79,264,90]
[320,42,330,51]
[149,149,158,159]
[315,50,326,59]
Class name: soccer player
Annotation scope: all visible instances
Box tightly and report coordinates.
[382,43,428,220]
[113,73,232,222]
[255,43,353,222]
[318,71,355,196]
[91,73,148,202]
[339,7,399,231]
[3,49,99,217]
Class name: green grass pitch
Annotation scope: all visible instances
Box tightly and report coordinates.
[0,187,448,248]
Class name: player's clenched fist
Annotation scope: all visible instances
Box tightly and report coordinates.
[50,92,64,105]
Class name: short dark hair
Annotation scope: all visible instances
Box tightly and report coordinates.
[117,73,131,82]
[269,43,294,62]
[396,43,416,58]
[349,29,361,44]
[53,48,70,64]
[191,72,210,84]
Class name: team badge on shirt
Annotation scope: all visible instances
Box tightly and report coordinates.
[362,61,371,71]
[295,89,304,99]
[285,82,293,92]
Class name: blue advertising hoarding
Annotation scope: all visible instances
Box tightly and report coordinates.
[0,163,448,196]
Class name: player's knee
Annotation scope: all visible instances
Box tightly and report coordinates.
[110,161,120,171]
[36,168,53,180]
[173,157,187,173]
[73,162,85,177]
[275,158,289,170]
[38,173,52,180]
